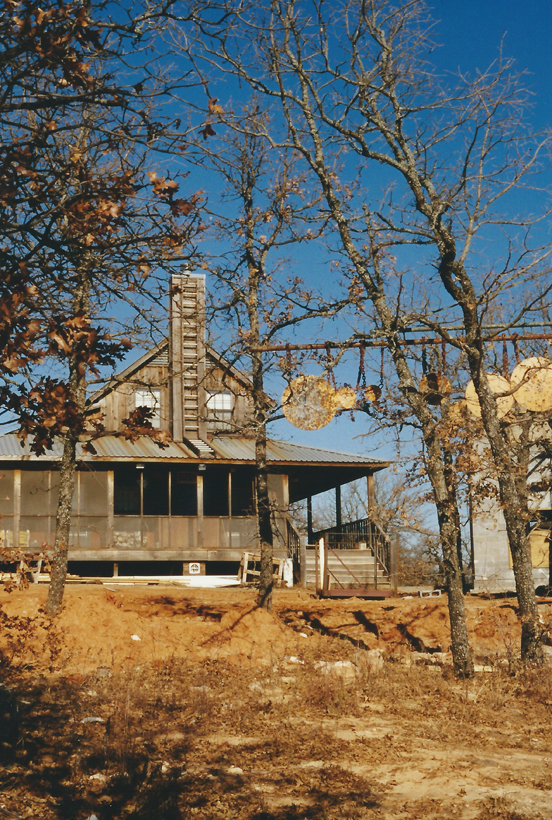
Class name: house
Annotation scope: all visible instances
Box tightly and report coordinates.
[472,486,551,593]
[0,274,392,584]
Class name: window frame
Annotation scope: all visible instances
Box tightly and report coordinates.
[134,387,162,429]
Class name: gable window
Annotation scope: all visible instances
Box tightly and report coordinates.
[206,391,234,430]
[135,388,161,429]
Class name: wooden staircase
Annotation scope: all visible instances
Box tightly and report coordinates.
[304,548,392,591]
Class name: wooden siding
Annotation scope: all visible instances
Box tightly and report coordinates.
[97,365,170,433]
[95,358,254,437]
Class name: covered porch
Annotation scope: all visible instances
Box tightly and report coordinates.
[285,460,396,595]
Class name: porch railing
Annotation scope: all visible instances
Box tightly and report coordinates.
[286,517,301,560]
[312,517,391,575]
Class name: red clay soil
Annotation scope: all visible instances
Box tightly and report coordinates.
[0,584,549,672]
[1,586,552,820]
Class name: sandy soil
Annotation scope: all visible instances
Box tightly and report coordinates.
[0,585,551,819]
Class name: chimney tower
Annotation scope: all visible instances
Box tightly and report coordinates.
[169,273,207,442]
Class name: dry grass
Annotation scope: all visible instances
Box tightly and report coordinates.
[1,642,552,819]
[1,588,552,819]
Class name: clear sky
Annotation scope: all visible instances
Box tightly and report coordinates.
[434,0,552,138]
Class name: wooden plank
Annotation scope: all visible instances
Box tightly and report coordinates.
[240,552,284,585]
[65,548,280,562]
[319,588,394,599]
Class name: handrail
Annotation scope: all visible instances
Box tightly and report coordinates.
[311,517,391,576]
[325,541,364,588]
[286,516,301,559]
[313,516,386,539]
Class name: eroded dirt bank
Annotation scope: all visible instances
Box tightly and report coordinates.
[0,586,551,819]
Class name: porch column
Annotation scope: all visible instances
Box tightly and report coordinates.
[306,496,313,545]
[367,474,374,554]
[197,473,204,549]
[107,470,114,548]
[228,472,232,519]
[367,474,375,516]
[139,469,144,550]
[335,485,342,531]
[282,475,289,507]
[391,533,399,595]
[13,469,21,550]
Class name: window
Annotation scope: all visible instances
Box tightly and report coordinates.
[143,467,169,515]
[171,471,197,516]
[114,467,141,515]
[231,470,256,516]
[206,391,234,430]
[114,466,169,516]
[0,471,14,516]
[203,469,229,516]
[135,388,161,428]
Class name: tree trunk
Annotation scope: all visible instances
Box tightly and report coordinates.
[45,434,77,617]
[45,262,90,617]
[503,506,541,660]
[298,167,474,673]
[426,450,474,676]
[251,333,273,610]
[466,363,542,662]
[255,423,274,611]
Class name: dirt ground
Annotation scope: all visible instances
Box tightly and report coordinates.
[1,585,552,820]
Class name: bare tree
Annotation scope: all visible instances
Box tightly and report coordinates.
[184,107,346,609]
[189,0,552,663]
[0,0,206,615]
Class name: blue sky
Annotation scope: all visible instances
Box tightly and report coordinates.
[435,0,552,136]
[225,0,552,458]
[101,1,552,466]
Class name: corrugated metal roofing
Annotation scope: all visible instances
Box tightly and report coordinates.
[86,436,196,460]
[0,434,196,461]
[0,433,387,467]
[0,434,66,459]
[211,437,387,466]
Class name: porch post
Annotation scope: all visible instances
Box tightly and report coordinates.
[13,469,21,551]
[139,470,144,550]
[392,533,399,595]
[197,473,204,549]
[300,537,307,586]
[317,536,325,591]
[306,496,313,545]
[107,470,114,549]
[367,474,375,515]
[323,535,329,593]
[335,485,342,531]
[367,474,374,555]
[228,472,232,519]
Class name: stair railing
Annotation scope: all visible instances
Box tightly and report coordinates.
[322,536,366,592]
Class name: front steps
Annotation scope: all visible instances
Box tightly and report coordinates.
[304,549,391,590]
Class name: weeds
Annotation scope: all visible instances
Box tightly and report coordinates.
[1,590,552,819]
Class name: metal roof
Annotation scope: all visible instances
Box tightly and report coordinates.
[211,437,387,467]
[0,434,195,461]
[83,436,197,460]
[0,432,387,468]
